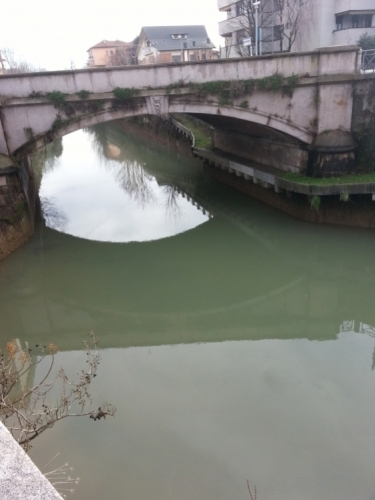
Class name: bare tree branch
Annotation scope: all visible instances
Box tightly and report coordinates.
[0,332,116,452]
[222,0,313,55]
[0,47,45,73]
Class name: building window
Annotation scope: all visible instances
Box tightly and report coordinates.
[190,54,196,61]
[336,15,343,30]
[202,52,206,60]
[365,14,373,28]
[236,1,245,16]
[352,15,359,28]
[172,55,181,62]
[236,29,247,44]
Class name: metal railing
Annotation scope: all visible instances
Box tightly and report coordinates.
[362,49,375,73]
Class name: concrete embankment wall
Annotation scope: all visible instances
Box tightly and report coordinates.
[213,129,308,174]
[206,165,375,228]
[0,168,34,261]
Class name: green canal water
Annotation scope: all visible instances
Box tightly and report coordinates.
[1,123,375,499]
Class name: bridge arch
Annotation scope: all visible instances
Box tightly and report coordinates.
[15,97,314,161]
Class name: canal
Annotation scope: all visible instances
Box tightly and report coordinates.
[1,121,375,499]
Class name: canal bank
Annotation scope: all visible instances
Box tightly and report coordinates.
[121,114,375,228]
[194,147,375,228]
[0,166,34,261]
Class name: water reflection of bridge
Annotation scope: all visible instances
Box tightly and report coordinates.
[2,211,375,352]
[2,123,375,352]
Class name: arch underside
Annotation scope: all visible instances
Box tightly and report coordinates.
[17,99,313,157]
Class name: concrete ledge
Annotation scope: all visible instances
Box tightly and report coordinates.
[193,147,375,197]
[0,422,63,500]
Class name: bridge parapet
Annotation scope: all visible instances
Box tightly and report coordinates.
[0,45,360,99]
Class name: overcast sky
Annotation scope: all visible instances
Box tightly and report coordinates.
[2,0,225,71]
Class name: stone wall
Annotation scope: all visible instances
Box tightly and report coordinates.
[352,78,375,170]
[206,165,375,228]
[213,129,309,173]
[0,172,34,261]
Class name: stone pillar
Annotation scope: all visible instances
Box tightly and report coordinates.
[309,46,359,177]
[308,130,357,177]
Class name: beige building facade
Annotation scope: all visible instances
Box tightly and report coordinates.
[87,40,135,67]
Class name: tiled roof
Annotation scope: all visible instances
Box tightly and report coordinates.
[141,26,215,51]
[87,40,131,51]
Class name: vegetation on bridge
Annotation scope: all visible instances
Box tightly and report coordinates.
[113,87,139,106]
[167,73,300,106]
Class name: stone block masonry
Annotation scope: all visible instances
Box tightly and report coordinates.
[0,422,63,499]
[0,171,34,261]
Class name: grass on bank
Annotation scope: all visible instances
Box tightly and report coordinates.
[172,114,213,149]
[281,171,375,186]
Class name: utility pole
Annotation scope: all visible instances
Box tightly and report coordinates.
[253,1,260,56]
[271,0,274,54]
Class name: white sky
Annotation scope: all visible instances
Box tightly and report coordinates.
[2,0,225,71]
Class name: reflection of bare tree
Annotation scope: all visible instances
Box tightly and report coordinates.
[115,160,156,208]
[86,124,157,207]
[163,185,183,222]
[31,138,63,188]
[40,197,68,232]
[84,126,108,165]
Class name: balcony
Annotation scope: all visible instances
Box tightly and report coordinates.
[218,0,233,11]
[219,16,244,36]
[333,25,375,46]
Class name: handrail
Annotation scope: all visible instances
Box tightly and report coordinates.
[361,49,375,73]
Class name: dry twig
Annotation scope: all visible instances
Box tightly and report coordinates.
[0,331,116,451]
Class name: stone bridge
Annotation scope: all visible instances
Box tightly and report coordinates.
[0,45,373,177]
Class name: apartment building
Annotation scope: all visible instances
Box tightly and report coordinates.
[218,0,375,57]
[136,26,216,65]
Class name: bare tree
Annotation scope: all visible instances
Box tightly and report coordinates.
[104,37,139,67]
[224,0,283,57]
[0,332,116,452]
[105,46,134,67]
[0,47,45,73]
[223,0,313,56]
[276,0,314,52]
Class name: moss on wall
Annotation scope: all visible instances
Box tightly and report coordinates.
[352,80,375,171]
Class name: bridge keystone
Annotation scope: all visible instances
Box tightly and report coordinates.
[146,95,169,115]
